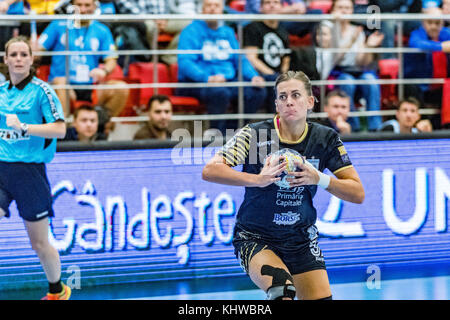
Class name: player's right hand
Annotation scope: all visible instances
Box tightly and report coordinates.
[256,155,287,188]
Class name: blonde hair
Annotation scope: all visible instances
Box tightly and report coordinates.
[5,36,33,57]
[275,71,313,96]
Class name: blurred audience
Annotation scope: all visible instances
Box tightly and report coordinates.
[115,0,200,65]
[245,0,322,38]
[243,0,290,112]
[0,0,24,52]
[320,89,353,135]
[378,97,433,133]
[62,105,108,142]
[134,94,173,140]
[35,0,129,118]
[177,0,266,134]
[404,6,450,129]
[329,0,384,132]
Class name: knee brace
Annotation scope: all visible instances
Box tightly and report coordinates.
[261,265,296,300]
[266,284,296,300]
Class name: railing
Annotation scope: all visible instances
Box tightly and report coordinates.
[1,13,448,126]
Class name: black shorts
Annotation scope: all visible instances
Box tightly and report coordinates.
[232,224,326,276]
[0,162,54,222]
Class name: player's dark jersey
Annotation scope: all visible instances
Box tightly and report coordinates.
[220,116,353,245]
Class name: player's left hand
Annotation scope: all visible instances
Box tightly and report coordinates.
[286,160,320,187]
[6,114,21,131]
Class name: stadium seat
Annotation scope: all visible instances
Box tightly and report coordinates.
[36,64,50,82]
[288,34,312,47]
[167,63,203,113]
[127,62,172,107]
[308,0,332,13]
[378,58,400,107]
[229,0,246,12]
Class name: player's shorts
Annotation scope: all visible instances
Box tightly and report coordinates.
[232,223,326,276]
[0,162,54,222]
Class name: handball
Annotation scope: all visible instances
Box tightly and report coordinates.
[266,148,305,188]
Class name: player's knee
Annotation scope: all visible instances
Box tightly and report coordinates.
[266,283,296,300]
[0,208,6,219]
[261,265,296,300]
[30,239,51,255]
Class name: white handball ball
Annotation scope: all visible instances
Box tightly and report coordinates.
[266,148,305,188]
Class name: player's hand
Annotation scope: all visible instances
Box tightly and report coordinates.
[5,114,21,131]
[90,68,107,83]
[256,155,287,188]
[286,160,320,187]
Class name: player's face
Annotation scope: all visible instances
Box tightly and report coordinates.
[261,0,282,14]
[275,79,314,122]
[149,100,173,130]
[74,110,99,139]
[396,102,420,129]
[72,0,96,15]
[4,41,33,77]
[324,96,350,122]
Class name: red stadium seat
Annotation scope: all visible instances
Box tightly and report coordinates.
[168,63,203,113]
[308,0,332,13]
[36,64,50,82]
[229,0,246,12]
[127,62,172,107]
[378,58,400,108]
[288,34,312,47]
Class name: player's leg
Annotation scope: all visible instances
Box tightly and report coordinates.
[23,217,61,284]
[292,269,332,300]
[248,249,296,300]
[96,79,129,117]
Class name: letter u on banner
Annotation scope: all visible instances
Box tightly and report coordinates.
[382,168,428,235]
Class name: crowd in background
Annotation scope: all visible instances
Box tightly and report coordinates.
[1,0,450,142]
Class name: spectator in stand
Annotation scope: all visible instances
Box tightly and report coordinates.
[378,97,433,133]
[320,89,353,135]
[404,6,450,129]
[26,0,60,14]
[134,94,173,140]
[329,0,384,132]
[62,105,108,142]
[243,0,290,112]
[0,1,25,51]
[35,0,129,118]
[245,0,322,38]
[115,0,201,65]
[177,0,266,134]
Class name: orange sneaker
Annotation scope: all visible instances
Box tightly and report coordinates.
[41,283,71,300]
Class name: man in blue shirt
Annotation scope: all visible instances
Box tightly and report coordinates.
[36,0,129,118]
[404,7,450,128]
[177,0,266,134]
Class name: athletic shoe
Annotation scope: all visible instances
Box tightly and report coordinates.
[41,283,71,300]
